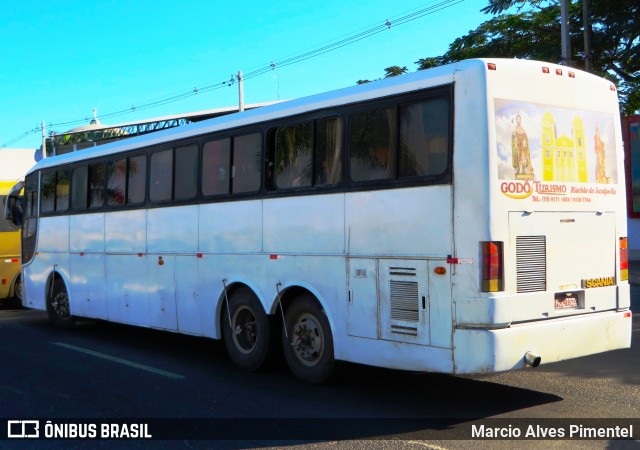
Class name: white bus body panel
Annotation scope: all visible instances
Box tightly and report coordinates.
[199,200,262,253]
[264,194,345,254]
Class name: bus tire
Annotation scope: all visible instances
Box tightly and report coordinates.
[282,294,335,384]
[46,280,75,327]
[13,275,22,303]
[222,287,274,372]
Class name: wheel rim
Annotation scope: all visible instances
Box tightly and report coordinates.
[231,305,258,355]
[290,312,324,367]
[51,291,70,318]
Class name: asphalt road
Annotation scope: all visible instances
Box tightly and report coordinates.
[0,276,638,450]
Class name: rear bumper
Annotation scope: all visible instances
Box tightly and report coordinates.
[453,309,632,374]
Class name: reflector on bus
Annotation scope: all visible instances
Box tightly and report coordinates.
[620,237,628,281]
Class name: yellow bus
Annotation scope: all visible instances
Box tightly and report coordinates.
[0,180,22,302]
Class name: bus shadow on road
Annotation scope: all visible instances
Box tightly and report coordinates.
[329,363,561,416]
[0,298,23,310]
[16,310,562,440]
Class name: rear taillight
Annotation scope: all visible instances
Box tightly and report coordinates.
[620,237,628,281]
[482,241,504,292]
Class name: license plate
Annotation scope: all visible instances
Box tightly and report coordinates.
[554,291,581,309]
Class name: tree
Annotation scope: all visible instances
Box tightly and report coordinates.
[384,66,408,78]
[384,0,639,114]
[356,66,408,85]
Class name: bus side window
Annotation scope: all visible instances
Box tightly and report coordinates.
[265,129,277,191]
[107,159,126,207]
[55,170,70,211]
[232,133,262,194]
[149,149,173,203]
[315,117,343,186]
[72,166,88,210]
[275,122,312,189]
[127,154,147,204]
[399,97,450,178]
[349,107,397,182]
[42,170,70,213]
[174,144,198,201]
[41,172,56,213]
[202,138,231,196]
[88,162,106,209]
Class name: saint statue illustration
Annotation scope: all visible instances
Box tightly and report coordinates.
[511,115,534,179]
[594,126,610,184]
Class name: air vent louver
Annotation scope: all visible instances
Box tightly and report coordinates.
[516,235,547,293]
[390,280,419,322]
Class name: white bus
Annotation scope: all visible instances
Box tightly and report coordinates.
[5,59,632,383]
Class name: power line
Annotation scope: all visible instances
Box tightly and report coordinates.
[2,0,465,148]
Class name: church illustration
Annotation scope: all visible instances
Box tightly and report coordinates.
[541,112,589,182]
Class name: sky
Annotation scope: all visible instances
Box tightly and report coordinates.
[1,0,490,150]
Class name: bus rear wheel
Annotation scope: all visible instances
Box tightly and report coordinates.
[282,294,335,384]
[47,280,74,327]
[222,288,274,372]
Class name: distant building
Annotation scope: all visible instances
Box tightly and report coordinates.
[0,148,41,181]
[46,102,281,157]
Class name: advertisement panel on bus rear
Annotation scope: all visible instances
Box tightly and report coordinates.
[494,98,618,204]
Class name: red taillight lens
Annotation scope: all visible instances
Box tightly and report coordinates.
[620,237,628,281]
[482,241,504,292]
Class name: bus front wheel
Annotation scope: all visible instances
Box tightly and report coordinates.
[222,288,274,371]
[47,280,75,327]
[282,294,335,384]
[13,275,22,303]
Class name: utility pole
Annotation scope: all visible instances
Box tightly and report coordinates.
[560,0,571,66]
[582,0,592,72]
[238,70,244,112]
[41,120,47,159]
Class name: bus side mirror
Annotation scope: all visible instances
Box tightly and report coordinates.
[3,181,24,229]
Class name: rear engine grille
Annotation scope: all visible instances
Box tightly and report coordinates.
[516,235,547,293]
